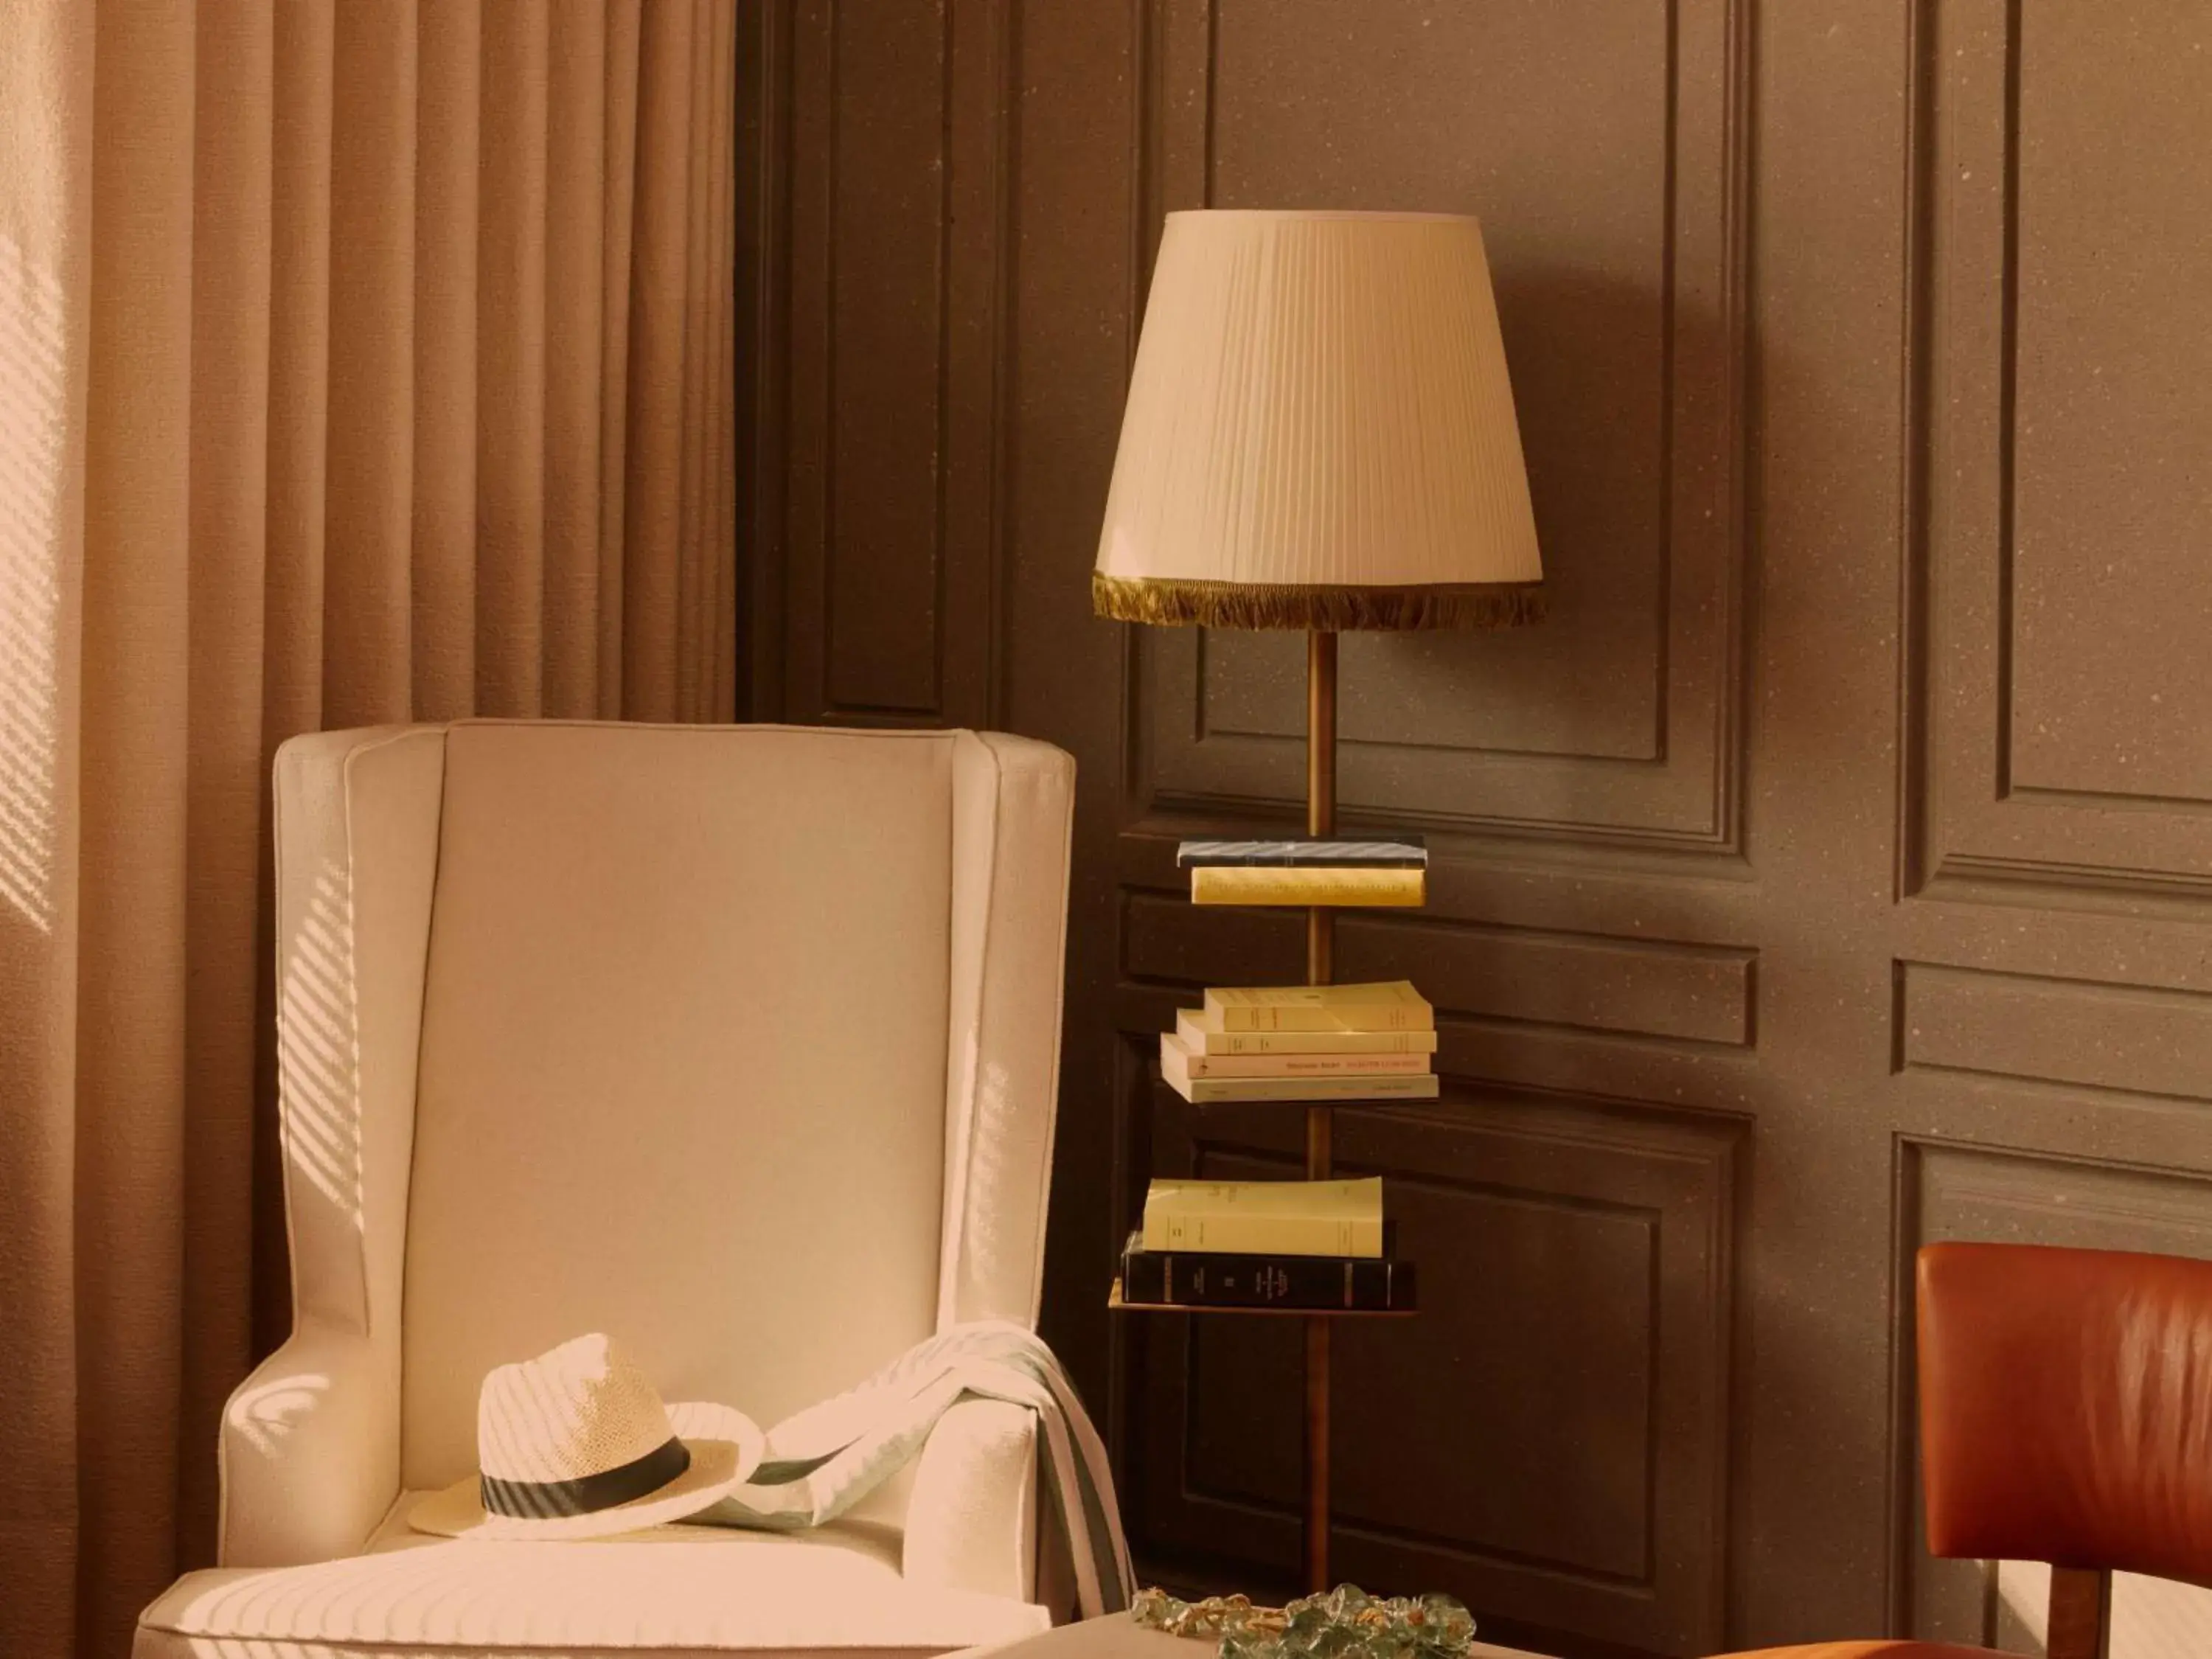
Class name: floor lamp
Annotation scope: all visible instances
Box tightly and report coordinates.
[1093,209,1545,1593]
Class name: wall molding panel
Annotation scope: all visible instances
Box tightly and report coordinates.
[1896,960,2212,1107]
[1904,0,2212,911]
[1124,895,1756,1050]
[745,4,2212,1654]
[1127,0,1751,857]
[776,0,1012,727]
[1124,1088,1739,1656]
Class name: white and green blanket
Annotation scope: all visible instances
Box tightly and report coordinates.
[695,1321,1133,1618]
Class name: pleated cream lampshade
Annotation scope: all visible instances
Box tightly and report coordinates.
[1093,209,1544,630]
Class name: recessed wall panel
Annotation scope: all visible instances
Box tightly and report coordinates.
[824,0,947,714]
[1911,0,2212,905]
[2007,8,2212,805]
[1130,1088,1737,1655]
[1139,0,1746,850]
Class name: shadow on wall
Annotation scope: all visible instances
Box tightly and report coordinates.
[1203,262,1733,810]
[1370,260,1712,765]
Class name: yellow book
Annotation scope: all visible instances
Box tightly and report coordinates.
[1142,1177,1386,1257]
[1175,1008,1439,1057]
[1190,866,1425,906]
[1204,980,1433,1033]
[1162,1065,1439,1105]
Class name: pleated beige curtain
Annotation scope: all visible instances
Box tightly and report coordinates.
[0,4,737,1655]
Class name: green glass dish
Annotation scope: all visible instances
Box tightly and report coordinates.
[1132,1584,1477,1659]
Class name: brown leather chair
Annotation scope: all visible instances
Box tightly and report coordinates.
[1714,1242,2212,1659]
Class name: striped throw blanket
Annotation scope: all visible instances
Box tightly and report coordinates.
[692,1321,1133,1618]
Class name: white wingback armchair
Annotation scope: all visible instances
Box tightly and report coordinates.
[136,721,1077,1659]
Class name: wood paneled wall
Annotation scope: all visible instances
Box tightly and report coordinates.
[737,4,2212,1655]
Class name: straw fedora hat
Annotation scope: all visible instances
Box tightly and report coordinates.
[407,1332,763,1540]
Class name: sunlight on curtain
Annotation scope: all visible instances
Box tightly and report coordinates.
[0,234,66,933]
[0,5,736,1655]
[0,10,91,1659]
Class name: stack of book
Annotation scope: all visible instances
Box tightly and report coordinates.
[1161,979,1439,1103]
[1118,1176,1416,1311]
[1179,835,1427,907]
[1124,840,1433,1314]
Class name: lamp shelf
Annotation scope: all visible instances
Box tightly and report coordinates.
[1173,1092,1439,1109]
[1107,1280,1416,1318]
[1186,899,1426,910]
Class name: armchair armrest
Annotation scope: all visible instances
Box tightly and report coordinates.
[902,1397,1040,1605]
[217,1321,399,1568]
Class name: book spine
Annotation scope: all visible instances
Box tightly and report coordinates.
[1211,1003,1434,1033]
[1145,1177,1381,1210]
[1172,1045,1429,1079]
[1169,1072,1441,1103]
[1176,1013,1439,1056]
[1176,841,1427,869]
[1123,1249,1413,1310]
[1180,855,1429,869]
[1207,978,1417,1008]
[1144,1210,1386,1258]
[1191,867,1426,906]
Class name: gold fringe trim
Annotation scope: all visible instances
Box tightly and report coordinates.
[1091,572,1545,632]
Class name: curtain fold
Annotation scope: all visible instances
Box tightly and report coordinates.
[0,5,737,1655]
[411,0,480,721]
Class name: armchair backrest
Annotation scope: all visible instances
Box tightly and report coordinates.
[1917,1242,2212,1657]
[269,722,1074,1494]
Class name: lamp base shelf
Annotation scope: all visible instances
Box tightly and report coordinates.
[1107,1279,1417,1317]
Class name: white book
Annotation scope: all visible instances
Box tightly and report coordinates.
[1161,1046,1440,1104]
[1160,1031,1430,1079]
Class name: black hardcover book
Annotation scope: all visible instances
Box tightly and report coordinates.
[1120,1231,1416,1311]
[1176,836,1427,870]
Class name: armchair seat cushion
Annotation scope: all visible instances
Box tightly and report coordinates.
[136,1502,1049,1659]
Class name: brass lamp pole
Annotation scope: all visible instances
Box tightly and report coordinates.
[1304,627,1338,1590]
